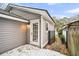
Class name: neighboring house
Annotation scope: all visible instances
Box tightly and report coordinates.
[61,25,68,43]
[62,17,79,56]
[0,4,55,54]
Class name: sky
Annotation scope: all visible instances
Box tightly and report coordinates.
[16,3,79,19]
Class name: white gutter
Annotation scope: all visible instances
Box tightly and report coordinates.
[0,14,28,23]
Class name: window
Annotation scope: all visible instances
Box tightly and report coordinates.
[33,23,38,42]
[45,22,48,31]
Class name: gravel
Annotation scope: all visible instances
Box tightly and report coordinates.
[0,44,65,56]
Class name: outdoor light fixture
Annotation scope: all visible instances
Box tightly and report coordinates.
[27,24,30,29]
[20,24,27,32]
[20,24,30,32]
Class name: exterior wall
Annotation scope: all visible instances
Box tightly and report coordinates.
[46,19,55,44]
[9,7,41,44]
[26,27,30,44]
[41,16,55,48]
[10,8,40,20]
[48,21,54,31]
[62,29,67,42]
[4,6,55,48]
[0,18,27,54]
[41,16,45,48]
[42,18,48,48]
[62,27,68,43]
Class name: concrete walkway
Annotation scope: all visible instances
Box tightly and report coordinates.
[1,44,65,56]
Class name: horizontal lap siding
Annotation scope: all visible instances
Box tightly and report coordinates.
[10,8,40,20]
[0,18,27,54]
[41,17,55,48]
[42,19,48,47]
[47,20,55,44]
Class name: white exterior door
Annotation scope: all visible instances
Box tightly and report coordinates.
[30,19,40,46]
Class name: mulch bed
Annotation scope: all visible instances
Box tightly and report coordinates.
[45,36,70,55]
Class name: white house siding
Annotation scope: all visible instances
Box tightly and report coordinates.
[26,29,30,44]
[62,29,67,43]
[9,7,41,44]
[10,8,40,20]
[42,19,48,48]
[48,22,54,31]
[7,6,55,48]
[41,16,55,48]
[0,18,27,54]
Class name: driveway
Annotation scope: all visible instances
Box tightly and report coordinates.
[1,44,65,56]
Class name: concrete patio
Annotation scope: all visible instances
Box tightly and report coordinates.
[1,44,65,56]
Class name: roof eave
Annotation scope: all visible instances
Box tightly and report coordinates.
[0,13,29,23]
[9,4,55,25]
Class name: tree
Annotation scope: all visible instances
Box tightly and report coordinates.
[52,16,68,31]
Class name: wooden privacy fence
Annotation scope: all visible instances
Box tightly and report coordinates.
[68,25,79,56]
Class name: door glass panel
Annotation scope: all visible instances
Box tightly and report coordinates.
[33,23,38,42]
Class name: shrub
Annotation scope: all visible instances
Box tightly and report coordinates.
[58,30,65,44]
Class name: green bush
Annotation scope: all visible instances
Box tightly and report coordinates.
[58,30,65,44]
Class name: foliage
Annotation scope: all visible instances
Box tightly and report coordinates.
[52,16,68,31]
[58,30,65,44]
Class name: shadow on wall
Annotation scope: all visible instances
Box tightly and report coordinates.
[48,31,55,45]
